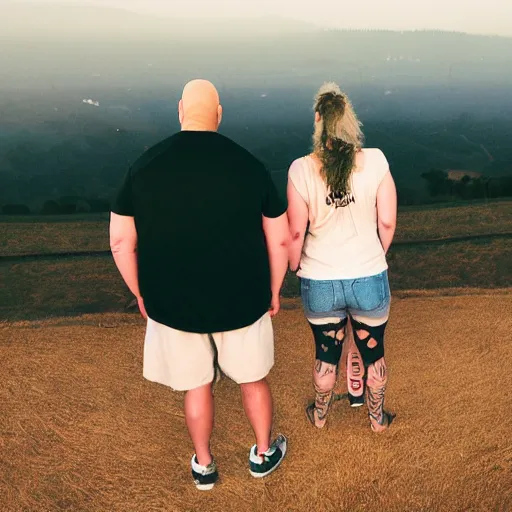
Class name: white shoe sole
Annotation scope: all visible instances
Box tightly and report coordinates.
[195,483,215,491]
[249,439,288,478]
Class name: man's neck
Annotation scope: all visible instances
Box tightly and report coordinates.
[181,123,217,132]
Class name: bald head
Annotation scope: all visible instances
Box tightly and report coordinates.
[179,79,222,132]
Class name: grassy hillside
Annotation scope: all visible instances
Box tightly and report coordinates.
[1,201,511,257]
[1,201,511,321]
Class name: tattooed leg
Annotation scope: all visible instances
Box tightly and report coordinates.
[312,359,337,428]
[307,319,347,428]
[367,357,394,432]
[351,317,394,430]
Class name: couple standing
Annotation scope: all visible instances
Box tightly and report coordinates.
[110,79,397,490]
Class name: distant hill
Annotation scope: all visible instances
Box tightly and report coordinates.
[1,3,511,92]
[0,2,173,40]
[0,2,318,40]
[0,2,511,207]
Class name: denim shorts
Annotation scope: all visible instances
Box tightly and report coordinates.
[300,270,391,321]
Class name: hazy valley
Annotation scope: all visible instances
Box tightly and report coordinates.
[1,2,512,210]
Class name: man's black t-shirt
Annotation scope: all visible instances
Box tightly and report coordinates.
[112,131,287,334]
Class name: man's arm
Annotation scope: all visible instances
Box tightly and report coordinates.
[376,172,397,255]
[262,212,290,317]
[109,212,147,319]
[287,178,308,272]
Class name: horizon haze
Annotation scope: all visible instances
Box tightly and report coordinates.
[5,0,512,37]
[0,0,511,210]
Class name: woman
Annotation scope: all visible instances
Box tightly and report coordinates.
[287,82,397,432]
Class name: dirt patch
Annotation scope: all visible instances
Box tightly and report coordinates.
[1,295,511,511]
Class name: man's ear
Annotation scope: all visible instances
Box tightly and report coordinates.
[315,111,321,123]
[178,99,184,125]
[217,104,223,128]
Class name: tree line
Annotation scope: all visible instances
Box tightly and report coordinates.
[1,196,111,215]
[421,170,512,200]
[3,172,512,216]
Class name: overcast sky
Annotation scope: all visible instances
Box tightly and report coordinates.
[17,0,512,37]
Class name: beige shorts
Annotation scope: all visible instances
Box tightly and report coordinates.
[143,312,274,391]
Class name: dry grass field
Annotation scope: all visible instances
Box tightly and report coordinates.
[1,201,511,257]
[1,201,511,511]
[394,200,512,241]
[1,294,511,512]
[1,238,510,321]
[1,201,511,322]
[0,216,109,257]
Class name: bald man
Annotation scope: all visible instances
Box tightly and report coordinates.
[110,80,289,490]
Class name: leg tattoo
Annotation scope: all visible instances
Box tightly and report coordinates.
[350,317,393,429]
[308,320,348,427]
[313,360,336,425]
[367,358,388,427]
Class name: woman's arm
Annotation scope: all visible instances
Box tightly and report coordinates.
[287,177,309,271]
[376,172,397,255]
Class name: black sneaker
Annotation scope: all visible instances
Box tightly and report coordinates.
[191,455,218,491]
[249,434,288,478]
[348,392,365,407]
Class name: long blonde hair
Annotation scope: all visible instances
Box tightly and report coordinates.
[312,82,364,196]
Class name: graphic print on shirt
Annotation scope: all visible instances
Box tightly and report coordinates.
[326,190,355,208]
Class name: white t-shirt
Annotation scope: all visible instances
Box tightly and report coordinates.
[288,148,390,280]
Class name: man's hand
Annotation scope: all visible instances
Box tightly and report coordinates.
[262,212,289,319]
[137,296,148,320]
[269,293,280,318]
